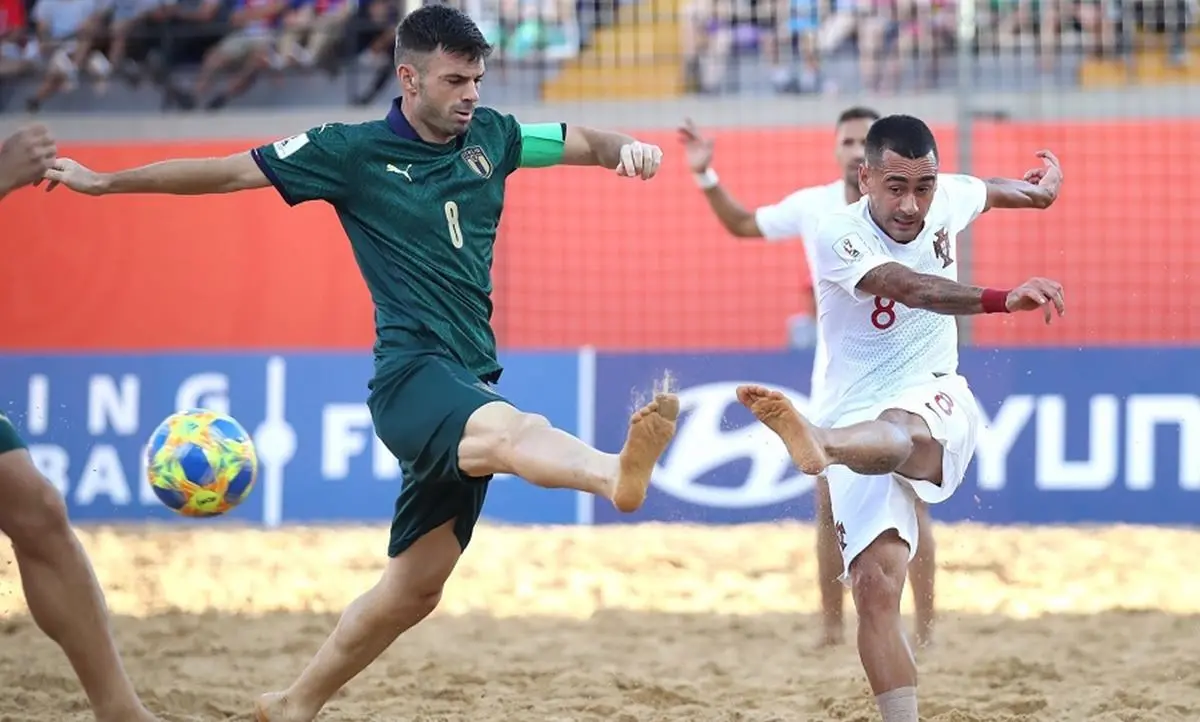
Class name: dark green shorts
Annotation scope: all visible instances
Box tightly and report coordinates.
[368,352,507,558]
[0,415,26,455]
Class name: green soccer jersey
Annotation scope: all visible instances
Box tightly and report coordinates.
[251,100,566,381]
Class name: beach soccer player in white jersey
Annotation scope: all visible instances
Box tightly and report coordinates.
[736,114,1065,722]
[678,106,939,649]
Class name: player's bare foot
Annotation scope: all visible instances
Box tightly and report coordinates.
[612,393,679,513]
[736,384,829,475]
[255,692,314,722]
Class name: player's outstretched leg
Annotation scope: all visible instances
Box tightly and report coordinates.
[813,475,847,648]
[909,503,937,648]
[254,391,680,722]
[735,385,916,477]
[0,450,160,722]
[457,394,680,513]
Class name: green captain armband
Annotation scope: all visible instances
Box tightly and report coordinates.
[518,123,566,168]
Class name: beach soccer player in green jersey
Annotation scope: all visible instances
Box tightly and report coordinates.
[46,5,678,720]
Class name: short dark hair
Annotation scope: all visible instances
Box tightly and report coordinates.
[836,106,881,127]
[394,4,493,68]
[864,114,938,167]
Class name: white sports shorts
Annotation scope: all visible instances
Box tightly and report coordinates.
[826,373,983,584]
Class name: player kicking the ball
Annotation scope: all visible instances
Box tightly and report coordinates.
[0,125,161,722]
[679,106,941,650]
[43,6,676,721]
[736,115,1064,722]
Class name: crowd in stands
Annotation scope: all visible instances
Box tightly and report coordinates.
[682,0,1194,93]
[0,0,1193,109]
[0,0,579,110]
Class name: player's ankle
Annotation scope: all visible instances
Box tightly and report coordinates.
[876,685,918,722]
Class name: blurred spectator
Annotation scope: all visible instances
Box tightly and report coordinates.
[1076,0,1117,57]
[681,0,787,93]
[277,0,355,73]
[25,0,111,111]
[94,0,172,82]
[0,0,38,79]
[780,0,825,92]
[176,0,288,109]
[1114,0,1191,65]
[498,0,579,61]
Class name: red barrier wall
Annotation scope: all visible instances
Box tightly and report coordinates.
[3,120,1197,352]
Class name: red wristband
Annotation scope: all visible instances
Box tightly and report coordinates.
[981,288,1010,314]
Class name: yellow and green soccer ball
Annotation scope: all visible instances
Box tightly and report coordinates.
[145,409,259,517]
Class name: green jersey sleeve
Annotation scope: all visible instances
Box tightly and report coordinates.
[517,123,566,168]
[494,111,566,174]
[251,123,355,206]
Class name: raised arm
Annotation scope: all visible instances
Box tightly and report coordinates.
[983,149,1063,212]
[677,118,765,238]
[45,152,270,196]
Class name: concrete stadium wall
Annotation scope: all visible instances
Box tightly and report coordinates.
[3,86,1200,141]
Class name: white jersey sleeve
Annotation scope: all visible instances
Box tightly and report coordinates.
[812,217,895,303]
[754,188,813,241]
[937,173,988,230]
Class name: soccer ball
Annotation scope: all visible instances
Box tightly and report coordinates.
[145,409,259,517]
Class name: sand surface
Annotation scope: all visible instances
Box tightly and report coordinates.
[0,521,1196,721]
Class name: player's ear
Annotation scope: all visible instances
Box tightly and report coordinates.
[858,163,870,196]
[396,64,417,93]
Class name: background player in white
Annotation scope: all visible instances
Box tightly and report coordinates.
[736,115,1065,722]
[677,107,939,649]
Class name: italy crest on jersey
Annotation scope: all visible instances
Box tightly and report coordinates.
[460,146,494,179]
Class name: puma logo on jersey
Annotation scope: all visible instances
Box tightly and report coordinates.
[386,163,413,182]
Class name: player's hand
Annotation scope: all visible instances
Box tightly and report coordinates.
[676,118,714,174]
[42,157,108,195]
[1006,277,1065,324]
[1021,150,1063,201]
[0,124,57,196]
[616,140,663,180]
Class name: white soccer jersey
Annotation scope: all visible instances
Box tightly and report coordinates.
[754,179,848,414]
[811,173,988,426]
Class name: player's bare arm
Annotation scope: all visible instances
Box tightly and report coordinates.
[677,118,763,237]
[562,124,663,180]
[858,261,1066,322]
[44,152,271,196]
[982,150,1063,211]
[0,124,57,199]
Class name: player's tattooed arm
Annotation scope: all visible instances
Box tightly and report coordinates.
[44,151,271,196]
[857,262,987,315]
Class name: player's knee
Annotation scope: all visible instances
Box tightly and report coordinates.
[0,457,71,551]
[875,410,917,462]
[460,404,550,477]
[379,530,460,624]
[849,534,909,621]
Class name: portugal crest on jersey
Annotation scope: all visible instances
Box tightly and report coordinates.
[933,227,953,267]
[460,145,494,179]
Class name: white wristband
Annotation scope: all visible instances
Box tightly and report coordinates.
[693,167,719,190]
